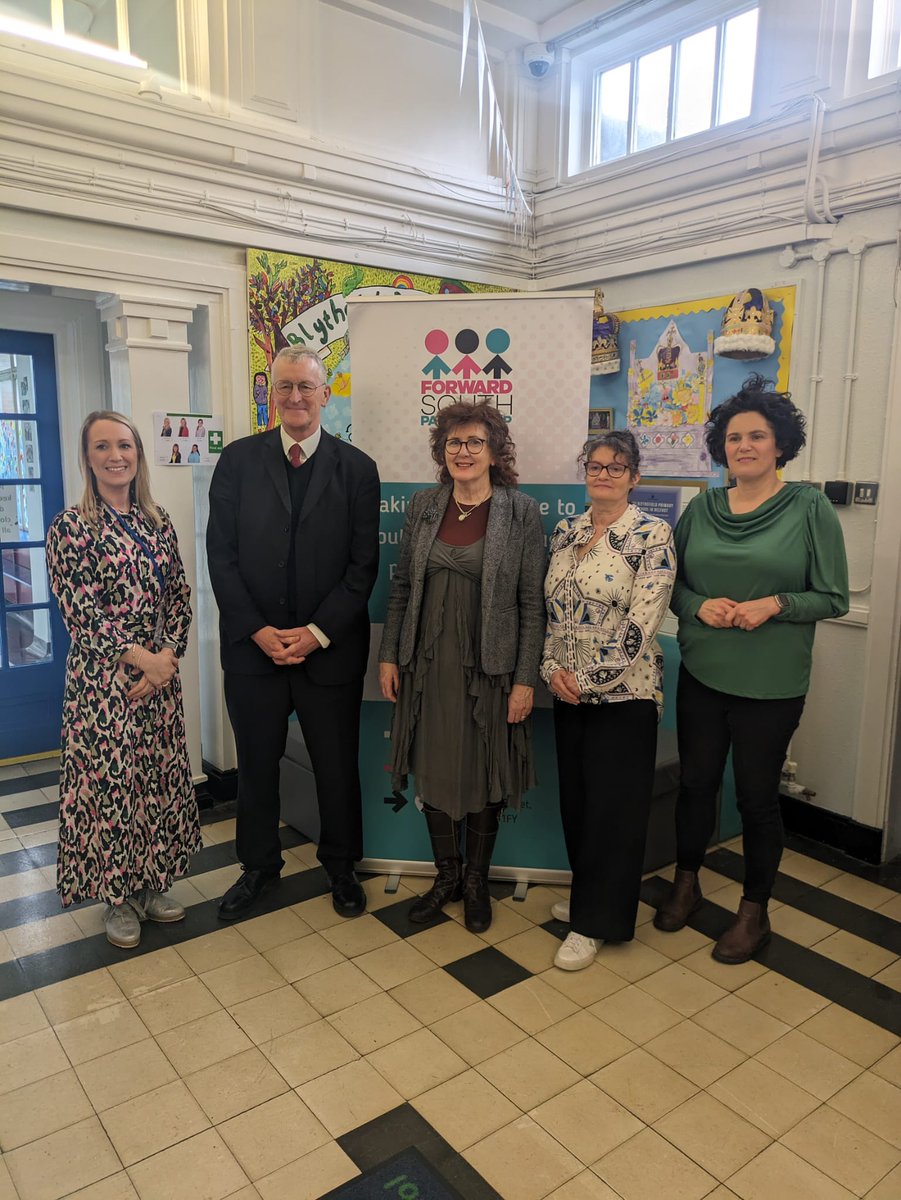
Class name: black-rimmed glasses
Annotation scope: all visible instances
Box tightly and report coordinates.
[586,461,628,478]
[445,437,487,454]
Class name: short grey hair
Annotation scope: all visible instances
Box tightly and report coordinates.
[272,346,327,383]
[578,429,641,477]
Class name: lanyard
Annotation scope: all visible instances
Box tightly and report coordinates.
[110,507,169,595]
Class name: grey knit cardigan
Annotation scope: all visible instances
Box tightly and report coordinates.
[378,484,547,686]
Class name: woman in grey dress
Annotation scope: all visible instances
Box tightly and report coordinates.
[378,402,545,933]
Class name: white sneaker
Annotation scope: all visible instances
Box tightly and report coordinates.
[554,931,600,971]
[550,899,570,922]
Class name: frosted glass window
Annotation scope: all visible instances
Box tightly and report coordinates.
[634,45,672,151]
[127,0,180,81]
[869,0,901,78]
[594,63,631,163]
[0,1,51,23]
[675,26,716,138]
[719,9,758,122]
[64,0,117,47]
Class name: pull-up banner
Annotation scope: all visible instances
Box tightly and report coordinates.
[348,292,594,876]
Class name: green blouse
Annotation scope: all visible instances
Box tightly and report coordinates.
[670,483,849,699]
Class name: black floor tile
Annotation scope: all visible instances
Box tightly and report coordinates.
[441,945,532,999]
[0,867,333,1003]
[17,934,111,991]
[705,847,901,954]
[4,801,58,829]
[0,957,31,1002]
[0,841,57,878]
[324,1147,464,1199]
[372,896,451,939]
[0,770,59,798]
[645,873,901,1037]
[783,832,901,891]
[338,1104,501,1200]
[0,888,66,931]
[539,917,569,942]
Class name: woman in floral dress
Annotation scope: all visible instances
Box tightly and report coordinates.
[46,411,200,949]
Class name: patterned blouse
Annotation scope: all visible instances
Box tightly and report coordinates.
[541,504,676,713]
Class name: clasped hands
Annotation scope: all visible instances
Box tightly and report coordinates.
[126,646,179,702]
[252,625,321,665]
[697,595,781,632]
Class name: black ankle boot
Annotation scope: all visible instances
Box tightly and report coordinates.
[408,806,462,925]
[463,804,501,933]
[409,859,463,924]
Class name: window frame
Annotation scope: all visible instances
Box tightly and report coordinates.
[0,0,210,99]
[566,0,760,178]
[846,0,901,95]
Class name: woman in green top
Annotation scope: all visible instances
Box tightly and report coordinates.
[655,375,849,963]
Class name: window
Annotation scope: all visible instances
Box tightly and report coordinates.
[0,0,181,83]
[868,0,901,77]
[572,4,759,173]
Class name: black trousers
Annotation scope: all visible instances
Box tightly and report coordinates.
[554,698,658,941]
[675,666,805,904]
[224,668,364,877]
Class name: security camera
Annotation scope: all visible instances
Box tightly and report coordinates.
[523,43,554,79]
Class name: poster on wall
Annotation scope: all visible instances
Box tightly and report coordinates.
[153,412,223,466]
[348,291,594,875]
[247,250,512,440]
[591,286,796,478]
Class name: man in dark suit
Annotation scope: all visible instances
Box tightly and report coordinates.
[207,346,380,920]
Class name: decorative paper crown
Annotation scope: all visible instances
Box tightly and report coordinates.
[590,289,621,375]
[714,288,775,360]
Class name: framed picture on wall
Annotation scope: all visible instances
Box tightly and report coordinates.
[587,407,613,439]
[631,478,708,528]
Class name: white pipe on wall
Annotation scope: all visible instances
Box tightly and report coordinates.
[837,236,868,481]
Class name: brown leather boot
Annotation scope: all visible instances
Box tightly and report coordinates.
[712,898,771,964]
[653,868,702,932]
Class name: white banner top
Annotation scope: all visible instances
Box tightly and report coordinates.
[347,291,594,484]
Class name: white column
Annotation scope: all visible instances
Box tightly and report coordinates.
[100,296,204,781]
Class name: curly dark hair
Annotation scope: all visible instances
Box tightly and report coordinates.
[577,429,641,477]
[430,401,518,486]
[706,375,806,468]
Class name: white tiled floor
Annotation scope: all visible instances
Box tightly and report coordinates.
[0,757,899,1199]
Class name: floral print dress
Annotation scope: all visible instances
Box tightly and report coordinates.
[46,503,200,907]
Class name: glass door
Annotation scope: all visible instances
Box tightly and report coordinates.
[0,330,67,760]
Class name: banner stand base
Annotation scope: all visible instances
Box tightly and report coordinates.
[358,858,573,889]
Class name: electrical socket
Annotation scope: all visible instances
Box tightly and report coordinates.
[853,482,879,505]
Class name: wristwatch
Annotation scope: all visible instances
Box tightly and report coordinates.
[774,593,790,613]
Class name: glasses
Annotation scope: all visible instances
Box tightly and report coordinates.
[585,461,628,478]
[445,437,487,455]
[273,380,325,398]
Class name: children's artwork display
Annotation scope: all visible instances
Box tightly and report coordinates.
[246,250,511,438]
[591,287,796,479]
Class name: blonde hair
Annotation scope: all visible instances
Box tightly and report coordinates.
[78,410,163,529]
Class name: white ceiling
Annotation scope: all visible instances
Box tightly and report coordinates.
[358,0,619,50]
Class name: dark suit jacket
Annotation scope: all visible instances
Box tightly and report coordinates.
[206,427,380,682]
[378,484,546,686]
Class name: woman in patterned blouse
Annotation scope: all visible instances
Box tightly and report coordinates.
[541,430,676,971]
[46,412,200,949]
